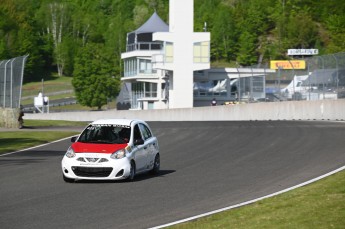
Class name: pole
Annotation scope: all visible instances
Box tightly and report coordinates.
[42,78,44,96]
[4,59,11,107]
[307,60,311,100]
[332,54,339,97]
[318,56,325,99]
[250,67,254,102]
[10,58,14,108]
[278,66,282,98]
[287,59,296,100]
[18,55,29,108]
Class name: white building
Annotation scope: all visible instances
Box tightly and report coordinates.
[120,0,272,110]
[120,12,171,110]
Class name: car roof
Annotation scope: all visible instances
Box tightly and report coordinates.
[90,119,142,126]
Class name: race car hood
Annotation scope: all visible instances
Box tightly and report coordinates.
[72,142,128,154]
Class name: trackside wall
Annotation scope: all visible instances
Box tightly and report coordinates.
[23,100,345,122]
[0,108,21,128]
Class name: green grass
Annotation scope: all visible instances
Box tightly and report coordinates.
[21,93,75,105]
[169,171,345,229]
[0,119,85,154]
[22,76,73,97]
[49,103,100,112]
[48,100,117,112]
[0,131,78,154]
[23,119,88,127]
[21,75,117,111]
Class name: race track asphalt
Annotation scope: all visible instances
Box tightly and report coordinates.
[0,121,345,229]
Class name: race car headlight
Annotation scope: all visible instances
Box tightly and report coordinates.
[110,149,126,159]
[65,147,76,158]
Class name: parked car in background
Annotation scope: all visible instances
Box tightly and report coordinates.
[281,74,317,99]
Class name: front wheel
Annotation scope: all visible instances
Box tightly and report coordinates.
[150,154,160,175]
[127,161,136,181]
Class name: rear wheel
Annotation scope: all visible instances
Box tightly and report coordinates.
[63,174,74,183]
[150,154,160,175]
[127,161,136,181]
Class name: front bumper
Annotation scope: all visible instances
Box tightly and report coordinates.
[61,154,131,180]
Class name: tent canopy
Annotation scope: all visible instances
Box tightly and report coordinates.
[127,12,168,44]
[135,12,168,34]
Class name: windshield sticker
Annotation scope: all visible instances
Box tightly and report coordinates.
[86,124,130,130]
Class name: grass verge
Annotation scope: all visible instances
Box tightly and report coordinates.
[169,170,345,229]
[0,119,85,154]
[23,119,88,127]
[0,131,78,154]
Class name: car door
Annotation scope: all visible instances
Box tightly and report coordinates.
[138,123,157,170]
[133,124,147,172]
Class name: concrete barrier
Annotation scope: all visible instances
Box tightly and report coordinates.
[23,100,345,122]
[0,108,22,128]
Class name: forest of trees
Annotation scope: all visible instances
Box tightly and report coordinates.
[1,0,345,104]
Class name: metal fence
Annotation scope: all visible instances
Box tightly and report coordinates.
[218,52,345,104]
[266,52,345,102]
[0,55,29,108]
[235,63,272,103]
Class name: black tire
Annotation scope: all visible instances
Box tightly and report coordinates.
[150,154,160,175]
[127,161,136,181]
[63,174,74,183]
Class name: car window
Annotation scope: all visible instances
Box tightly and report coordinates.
[139,123,152,140]
[78,124,131,144]
[133,124,143,141]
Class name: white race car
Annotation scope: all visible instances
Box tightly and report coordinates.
[61,119,160,182]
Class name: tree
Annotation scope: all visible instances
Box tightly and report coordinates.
[72,43,120,110]
[236,31,257,66]
[211,5,237,61]
[48,2,69,76]
[285,10,318,49]
[1,0,345,80]
[0,0,49,81]
[325,14,345,53]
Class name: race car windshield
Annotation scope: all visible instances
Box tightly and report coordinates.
[78,124,131,144]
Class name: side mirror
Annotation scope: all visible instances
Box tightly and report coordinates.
[71,136,78,142]
[134,139,144,146]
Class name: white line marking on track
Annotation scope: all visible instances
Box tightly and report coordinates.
[149,165,345,229]
[0,135,76,157]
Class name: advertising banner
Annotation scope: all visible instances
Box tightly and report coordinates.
[270,60,306,70]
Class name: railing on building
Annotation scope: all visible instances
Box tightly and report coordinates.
[126,42,163,52]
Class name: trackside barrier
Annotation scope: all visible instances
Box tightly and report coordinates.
[23,100,345,122]
[0,108,22,128]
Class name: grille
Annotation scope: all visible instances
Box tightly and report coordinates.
[72,166,113,177]
[86,157,100,163]
[76,157,109,163]
[77,157,86,162]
